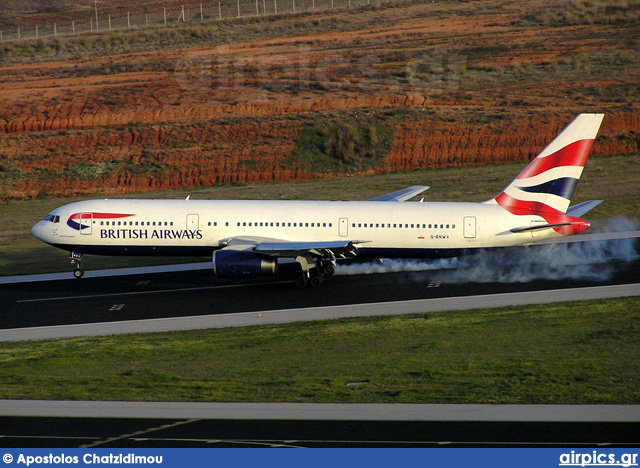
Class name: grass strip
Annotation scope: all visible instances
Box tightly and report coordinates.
[0,297,638,403]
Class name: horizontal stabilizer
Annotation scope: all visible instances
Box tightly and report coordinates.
[566,200,603,218]
[510,222,587,233]
[369,185,430,202]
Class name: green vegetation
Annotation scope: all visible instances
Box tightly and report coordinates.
[0,298,638,403]
[0,162,26,185]
[290,118,392,173]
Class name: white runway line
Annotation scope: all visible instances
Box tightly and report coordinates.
[0,261,212,285]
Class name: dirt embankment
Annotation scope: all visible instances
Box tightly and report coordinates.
[1,0,638,200]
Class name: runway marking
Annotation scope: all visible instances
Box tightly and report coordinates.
[109,304,125,311]
[114,437,640,448]
[81,419,200,448]
[16,280,291,304]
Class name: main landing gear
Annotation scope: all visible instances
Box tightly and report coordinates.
[294,257,336,289]
[70,252,84,279]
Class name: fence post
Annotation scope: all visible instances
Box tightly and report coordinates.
[256,0,259,15]
[54,23,57,35]
[94,0,99,32]
[274,0,278,13]
[312,0,315,9]
[263,0,267,14]
[17,27,20,39]
[331,0,334,8]
[127,12,131,28]
[201,3,204,20]
[108,14,112,30]
[237,0,241,17]
[218,1,222,19]
[164,7,167,25]
[72,20,75,35]
[293,0,295,11]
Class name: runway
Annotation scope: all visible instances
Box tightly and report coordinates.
[1,236,638,341]
[1,401,638,448]
[1,283,639,342]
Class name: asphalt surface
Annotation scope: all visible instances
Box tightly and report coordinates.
[1,416,639,448]
[1,253,638,332]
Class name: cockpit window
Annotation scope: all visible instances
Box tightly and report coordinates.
[44,214,60,223]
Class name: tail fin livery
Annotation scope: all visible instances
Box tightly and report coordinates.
[489,113,604,215]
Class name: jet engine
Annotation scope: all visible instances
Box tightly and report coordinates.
[212,250,277,278]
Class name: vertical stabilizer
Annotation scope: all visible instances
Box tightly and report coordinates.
[489,113,604,215]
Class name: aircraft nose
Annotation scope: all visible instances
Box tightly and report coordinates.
[32,221,47,242]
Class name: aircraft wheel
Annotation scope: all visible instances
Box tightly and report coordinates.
[74,269,84,279]
[321,264,335,278]
[294,276,308,289]
[309,275,324,288]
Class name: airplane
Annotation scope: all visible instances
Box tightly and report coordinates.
[32,113,605,288]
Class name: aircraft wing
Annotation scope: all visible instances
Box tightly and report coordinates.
[218,236,363,259]
[368,185,429,202]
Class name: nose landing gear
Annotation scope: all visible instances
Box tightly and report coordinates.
[70,252,84,279]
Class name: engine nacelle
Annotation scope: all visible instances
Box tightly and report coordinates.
[212,250,277,278]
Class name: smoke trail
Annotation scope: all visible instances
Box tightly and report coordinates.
[336,217,638,283]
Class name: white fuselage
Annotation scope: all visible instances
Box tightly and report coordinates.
[32,198,557,259]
